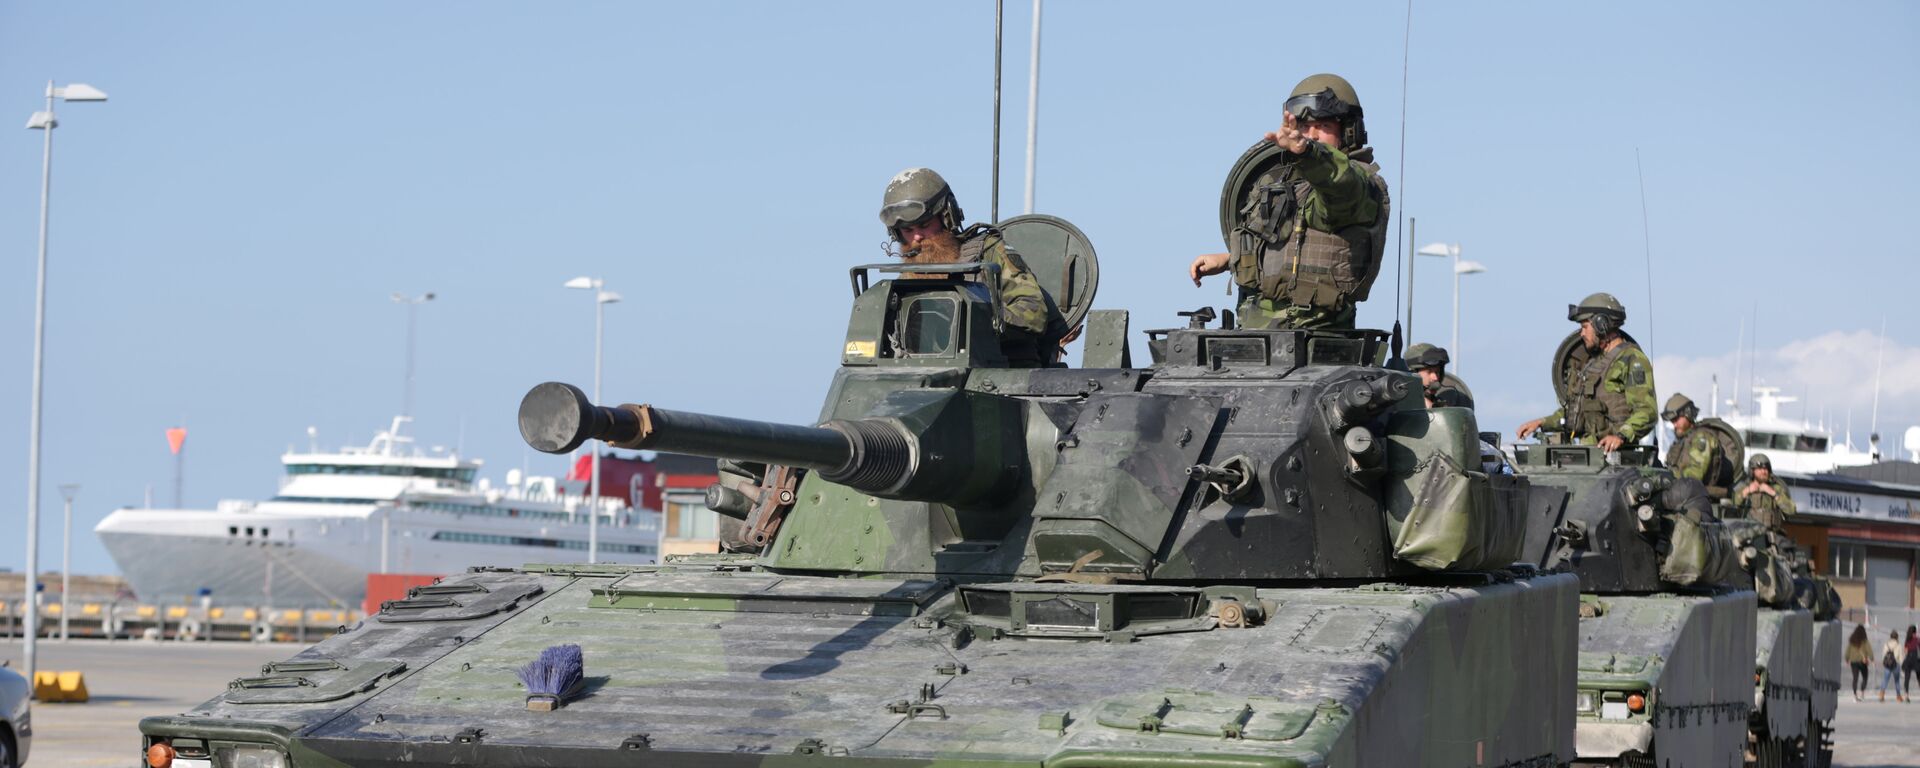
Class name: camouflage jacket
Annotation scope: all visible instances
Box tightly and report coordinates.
[1665,424,1733,498]
[1733,478,1796,530]
[1542,341,1657,444]
[959,225,1057,365]
[1233,142,1388,331]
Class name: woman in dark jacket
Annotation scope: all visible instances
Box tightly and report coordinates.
[1904,625,1920,698]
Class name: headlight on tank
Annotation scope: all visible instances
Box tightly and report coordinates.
[217,745,289,768]
[1575,690,1598,714]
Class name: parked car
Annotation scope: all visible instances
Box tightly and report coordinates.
[0,663,28,767]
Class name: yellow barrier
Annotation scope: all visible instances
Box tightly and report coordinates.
[32,670,89,703]
[165,606,189,619]
[137,605,157,618]
[43,604,60,616]
[82,603,101,615]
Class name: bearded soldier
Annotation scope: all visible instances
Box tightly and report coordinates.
[1406,343,1473,409]
[1516,293,1658,452]
[1190,74,1390,329]
[1734,453,1796,532]
[1662,392,1741,499]
[880,167,1062,366]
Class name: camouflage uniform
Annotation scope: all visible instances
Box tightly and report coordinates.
[1540,340,1658,444]
[1233,142,1389,330]
[1665,422,1734,499]
[960,224,1057,367]
[1734,478,1796,531]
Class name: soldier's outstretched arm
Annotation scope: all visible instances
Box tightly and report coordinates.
[1290,141,1379,230]
[1191,252,1231,286]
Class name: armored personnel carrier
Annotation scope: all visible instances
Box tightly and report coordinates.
[1511,440,1764,768]
[139,218,1579,767]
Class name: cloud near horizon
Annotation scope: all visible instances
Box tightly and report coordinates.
[1653,330,1920,454]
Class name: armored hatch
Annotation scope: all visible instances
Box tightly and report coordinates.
[995,213,1099,331]
[1217,140,1290,247]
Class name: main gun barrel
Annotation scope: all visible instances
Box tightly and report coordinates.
[518,382,911,492]
[519,382,855,472]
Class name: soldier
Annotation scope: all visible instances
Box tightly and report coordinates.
[880,167,1061,366]
[1189,73,1390,329]
[1406,343,1473,409]
[1662,393,1739,499]
[1734,453,1796,532]
[1516,292,1657,452]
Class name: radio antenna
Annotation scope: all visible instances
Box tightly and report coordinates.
[991,0,1004,223]
[1635,148,1655,358]
[1389,0,1414,366]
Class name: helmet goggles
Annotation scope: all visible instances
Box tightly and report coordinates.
[880,199,938,232]
[1283,88,1353,122]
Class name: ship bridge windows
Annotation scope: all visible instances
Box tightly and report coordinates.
[408,500,572,523]
[1744,430,1826,452]
[286,463,476,483]
[429,530,655,556]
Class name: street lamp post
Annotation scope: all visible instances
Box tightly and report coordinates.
[390,292,436,419]
[565,277,621,563]
[1415,242,1488,376]
[23,79,106,692]
[58,484,78,641]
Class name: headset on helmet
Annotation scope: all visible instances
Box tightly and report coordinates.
[1662,393,1699,423]
[880,167,965,241]
[1568,292,1627,337]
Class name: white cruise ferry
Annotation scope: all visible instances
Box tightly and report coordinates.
[1712,387,1877,476]
[94,417,659,607]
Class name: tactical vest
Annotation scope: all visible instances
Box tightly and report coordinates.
[1230,159,1389,310]
[1562,341,1639,439]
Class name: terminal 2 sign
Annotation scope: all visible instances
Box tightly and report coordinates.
[1790,485,1918,523]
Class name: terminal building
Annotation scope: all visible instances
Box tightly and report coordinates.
[1783,461,1920,622]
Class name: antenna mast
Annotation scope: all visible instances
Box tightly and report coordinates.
[1023,0,1042,214]
[991,0,1003,223]
[1390,0,1414,363]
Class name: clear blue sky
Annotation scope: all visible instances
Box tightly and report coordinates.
[4,2,1917,575]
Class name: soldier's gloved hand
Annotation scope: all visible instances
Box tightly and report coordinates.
[1516,418,1545,441]
[1266,112,1311,154]
[1190,252,1231,286]
[1597,434,1626,453]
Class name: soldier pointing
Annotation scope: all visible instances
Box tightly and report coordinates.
[1517,293,1657,452]
[1191,74,1391,329]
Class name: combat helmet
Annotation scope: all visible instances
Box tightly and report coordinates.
[1662,393,1700,423]
[881,167,964,240]
[1749,453,1773,472]
[1405,343,1449,369]
[1568,292,1627,336]
[1285,73,1367,150]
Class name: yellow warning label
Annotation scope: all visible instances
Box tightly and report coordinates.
[845,340,877,358]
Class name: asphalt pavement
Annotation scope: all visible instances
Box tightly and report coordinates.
[3,638,1916,767]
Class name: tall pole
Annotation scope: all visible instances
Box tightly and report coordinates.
[24,82,57,691]
[589,282,604,563]
[392,292,434,419]
[1405,217,1416,343]
[1023,0,1042,215]
[59,485,77,641]
[1450,245,1461,371]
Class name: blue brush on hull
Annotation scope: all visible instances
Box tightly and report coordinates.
[518,643,584,711]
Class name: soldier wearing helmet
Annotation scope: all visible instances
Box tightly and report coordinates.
[880,167,1060,366]
[1734,453,1796,532]
[1406,343,1473,409]
[1190,73,1390,329]
[1662,393,1741,499]
[1516,292,1658,452]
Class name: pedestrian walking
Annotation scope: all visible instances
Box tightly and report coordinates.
[1880,629,1906,702]
[1847,624,1873,700]
[1903,625,1920,700]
